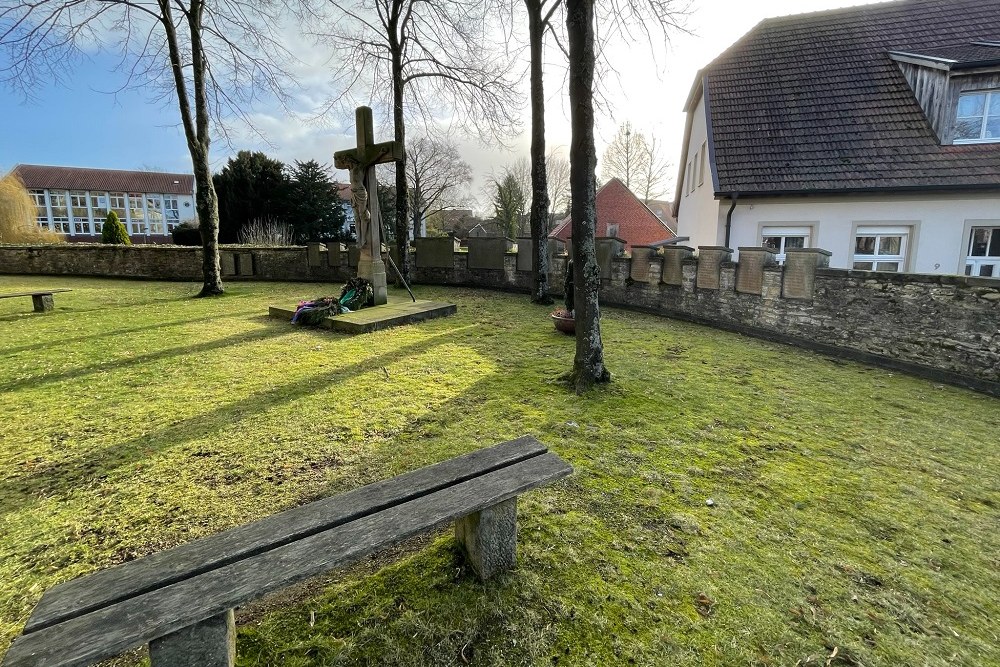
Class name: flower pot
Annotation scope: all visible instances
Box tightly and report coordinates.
[551,312,575,335]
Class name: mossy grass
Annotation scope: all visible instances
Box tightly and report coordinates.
[0,276,997,666]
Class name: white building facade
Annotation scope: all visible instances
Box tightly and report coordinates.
[14,164,196,243]
[674,0,1000,279]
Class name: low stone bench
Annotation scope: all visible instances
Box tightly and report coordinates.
[3,436,571,667]
[0,289,71,313]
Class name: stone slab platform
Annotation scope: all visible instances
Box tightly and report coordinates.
[269,299,457,334]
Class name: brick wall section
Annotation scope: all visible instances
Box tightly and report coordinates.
[1,242,997,395]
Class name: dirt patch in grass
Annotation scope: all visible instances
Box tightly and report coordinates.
[0,276,997,666]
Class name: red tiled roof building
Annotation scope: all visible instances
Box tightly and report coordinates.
[549,178,675,250]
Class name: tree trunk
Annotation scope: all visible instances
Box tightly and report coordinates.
[527,0,552,305]
[159,0,222,296]
[566,0,609,392]
[411,174,422,240]
[391,44,411,284]
[193,146,223,296]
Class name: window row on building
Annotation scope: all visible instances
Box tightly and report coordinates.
[761,224,1000,277]
[29,189,182,237]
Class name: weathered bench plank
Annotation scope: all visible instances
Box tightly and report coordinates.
[25,435,547,635]
[0,289,71,313]
[5,452,571,667]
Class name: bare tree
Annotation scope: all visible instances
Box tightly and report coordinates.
[406,136,472,237]
[601,121,650,191]
[493,172,526,239]
[639,134,673,202]
[522,0,565,304]
[546,150,571,220]
[566,0,609,393]
[316,0,521,283]
[0,0,300,296]
[566,0,685,392]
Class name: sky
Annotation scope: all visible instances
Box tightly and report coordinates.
[0,0,872,213]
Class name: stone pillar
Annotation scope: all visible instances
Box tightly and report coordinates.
[719,262,737,292]
[681,258,698,293]
[661,245,695,286]
[735,247,778,295]
[783,248,832,300]
[455,498,517,580]
[696,246,733,290]
[595,237,625,282]
[629,246,657,283]
[237,253,254,277]
[415,236,460,269]
[610,256,629,287]
[149,610,236,667]
[306,242,326,268]
[467,237,513,270]
[220,251,237,277]
[32,294,54,312]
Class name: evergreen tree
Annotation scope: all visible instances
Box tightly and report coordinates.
[100,211,131,245]
[493,173,526,239]
[212,151,289,243]
[285,161,347,242]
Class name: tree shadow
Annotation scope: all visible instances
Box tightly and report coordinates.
[0,324,295,394]
[0,327,471,519]
[0,311,261,357]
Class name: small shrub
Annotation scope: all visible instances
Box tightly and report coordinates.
[101,211,132,245]
[238,218,295,246]
[171,222,202,246]
[0,172,64,244]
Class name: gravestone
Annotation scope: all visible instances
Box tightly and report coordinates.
[334,107,403,305]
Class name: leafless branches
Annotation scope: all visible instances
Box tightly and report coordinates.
[312,0,522,143]
[406,136,472,222]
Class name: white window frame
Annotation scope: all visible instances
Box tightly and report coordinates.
[164,196,180,230]
[30,190,49,229]
[853,225,909,273]
[128,194,146,235]
[70,190,91,235]
[966,225,1000,278]
[698,142,707,186]
[49,191,70,234]
[146,195,165,235]
[761,226,811,265]
[954,90,1000,144]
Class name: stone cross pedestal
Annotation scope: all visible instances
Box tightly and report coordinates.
[334,107,403,306]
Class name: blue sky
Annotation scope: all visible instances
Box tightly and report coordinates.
[0,0,866,208]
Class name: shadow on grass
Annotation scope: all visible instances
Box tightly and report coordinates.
[0,311,262,357]
[0,324,294,394]
[0,328,470,519]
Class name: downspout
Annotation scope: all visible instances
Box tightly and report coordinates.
[724,192,739,248]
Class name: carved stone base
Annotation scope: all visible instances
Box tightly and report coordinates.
[357,254,388,305]
[455,498,517,580]
[148,610,235,667]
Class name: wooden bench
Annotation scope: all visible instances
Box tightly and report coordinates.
[3,436,571,667]
[0,289,71,313]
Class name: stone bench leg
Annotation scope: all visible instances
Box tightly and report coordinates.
[149,609,236,667]
[455,497,517,580]
[32,294,54,313]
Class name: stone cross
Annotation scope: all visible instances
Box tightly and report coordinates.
[334,106,403,306]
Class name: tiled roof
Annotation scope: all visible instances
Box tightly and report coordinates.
[899,41,1000,66]
[13,164,194,195]
[549,178,675,250]
[701,0,1000,195]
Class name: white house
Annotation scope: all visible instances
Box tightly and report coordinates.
[13,164,196,243]
[674,0,1000,278]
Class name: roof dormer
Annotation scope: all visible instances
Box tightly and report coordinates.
[889,41,1000,144]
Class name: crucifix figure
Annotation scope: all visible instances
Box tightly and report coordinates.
[334,106,403,306]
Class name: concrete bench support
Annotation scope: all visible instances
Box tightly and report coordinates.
[31,294,54,312]
[149,610,236,667]
[455,498,517,579]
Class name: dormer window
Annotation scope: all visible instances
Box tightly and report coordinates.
[954,91,1000,143]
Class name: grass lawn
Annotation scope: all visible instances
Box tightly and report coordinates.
[0,275,998,667]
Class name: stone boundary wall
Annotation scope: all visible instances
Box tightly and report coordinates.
[2,240,998,396]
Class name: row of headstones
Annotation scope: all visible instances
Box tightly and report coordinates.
[303,237,833,300]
